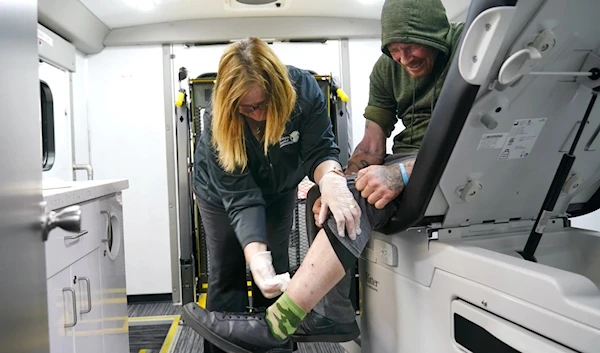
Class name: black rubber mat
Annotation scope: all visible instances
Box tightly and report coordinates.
[128,324,171,353]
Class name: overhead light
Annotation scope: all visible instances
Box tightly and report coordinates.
[124,0,157,11]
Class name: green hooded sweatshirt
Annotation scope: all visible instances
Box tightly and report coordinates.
[365,0,465,153]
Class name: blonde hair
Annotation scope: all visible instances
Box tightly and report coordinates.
[211,37,297,173]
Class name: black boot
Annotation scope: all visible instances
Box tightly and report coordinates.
[291,311,360,343]
[182,303,293,353]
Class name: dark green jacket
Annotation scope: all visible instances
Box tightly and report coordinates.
[193,66,339,248]
[365,0,464,153]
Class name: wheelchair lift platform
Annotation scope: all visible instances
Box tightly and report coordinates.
[359,0,600,352]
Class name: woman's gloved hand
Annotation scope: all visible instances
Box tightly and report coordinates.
[317,171,362,240]
[250,251,283,299]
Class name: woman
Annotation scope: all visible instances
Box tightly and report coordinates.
[193,37,360,353]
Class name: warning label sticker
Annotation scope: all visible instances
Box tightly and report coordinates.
[37,29,53,47]
[477,133,508,150]
[498,118,547,160]
[535,210,553,234]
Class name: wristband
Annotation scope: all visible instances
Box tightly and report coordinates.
[327,168,345,177]
[319,168,344,189]
[399,162,409,186]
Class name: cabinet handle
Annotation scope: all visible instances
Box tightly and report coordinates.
[62,287,77,328]
[64,230,88,240]
[101,210,112,243]
[79,277,92,314]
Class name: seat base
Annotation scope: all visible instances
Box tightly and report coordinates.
[359,227,600,353]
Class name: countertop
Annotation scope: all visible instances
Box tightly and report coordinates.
[43,179,129,210]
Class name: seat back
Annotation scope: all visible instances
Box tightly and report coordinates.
[381,0,600,234]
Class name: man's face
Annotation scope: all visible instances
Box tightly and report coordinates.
[387,43,438,78]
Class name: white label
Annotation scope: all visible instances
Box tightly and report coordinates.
[477,133,508,150]
[498,118,547,160]
[535,210,552,234]
[37,29,53,47]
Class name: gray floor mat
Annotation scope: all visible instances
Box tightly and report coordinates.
[129,324,171,353]
[128,302,182,317]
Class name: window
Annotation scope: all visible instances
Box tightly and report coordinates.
[40,80,55,171]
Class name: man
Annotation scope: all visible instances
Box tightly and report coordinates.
[181,0,465,351]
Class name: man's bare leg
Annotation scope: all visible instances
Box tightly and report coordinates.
[287,229,345,312]
[264,228,346,340]
[266,157,416,340]
[181,155,416,352]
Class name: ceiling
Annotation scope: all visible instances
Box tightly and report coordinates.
[79,0,471,29]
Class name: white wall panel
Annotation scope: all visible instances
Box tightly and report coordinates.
[87,46,172,295]
[173,41,342,81]
[72,51,91,181]
[347,38,405,154]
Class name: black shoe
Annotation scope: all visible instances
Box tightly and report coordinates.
[182,303,293,353]
[291,311,360,343]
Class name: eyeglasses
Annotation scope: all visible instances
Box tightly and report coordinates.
[239,101,268,115]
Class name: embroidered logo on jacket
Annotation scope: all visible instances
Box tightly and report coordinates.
[279,131,300,148]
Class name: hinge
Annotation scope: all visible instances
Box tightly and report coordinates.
[435,217,568,241]
[170,54,176,59]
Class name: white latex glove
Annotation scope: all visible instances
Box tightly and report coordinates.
[264,273,291,292]
[318,171,362,240]
[250,251,283,299]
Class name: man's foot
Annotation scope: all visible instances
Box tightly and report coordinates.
[291,311,359,343]
[182,303,293,353]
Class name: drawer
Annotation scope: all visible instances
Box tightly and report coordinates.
[45,200,104,279]
[452,299,580,353]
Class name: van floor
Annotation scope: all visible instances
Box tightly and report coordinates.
[128,301,346,353]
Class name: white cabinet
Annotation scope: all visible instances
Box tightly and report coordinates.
[44,185,129,353]
[72,248,104,353]
[47,267,76,353]
[47,249,105,353]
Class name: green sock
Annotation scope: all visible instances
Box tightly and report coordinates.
[265,292,307,340]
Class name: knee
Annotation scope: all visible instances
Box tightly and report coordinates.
[323,226,359,271]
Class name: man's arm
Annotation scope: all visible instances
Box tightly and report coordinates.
[312,120,388,227]
[345,120,387,174]
[355,158,415,209]
[346,57,397,174]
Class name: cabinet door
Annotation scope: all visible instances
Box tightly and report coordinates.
[1,3,50,352]
[72,248,104,353]
[99,195,130,352]
[47,267,76,353]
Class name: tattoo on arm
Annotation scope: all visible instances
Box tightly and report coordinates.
[352,147,385,160]
[375,165,403,193]
[347,161,360,170]
[346,161,367,172]
[346,156,376,173]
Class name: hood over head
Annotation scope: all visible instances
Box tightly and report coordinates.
[381,0,452,58]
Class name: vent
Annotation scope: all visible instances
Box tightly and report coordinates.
[224,0,289,11]
[237,0,277,4]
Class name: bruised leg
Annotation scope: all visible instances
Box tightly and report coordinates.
[292,185,358,342]
[181,154,415,352]
[266,173,400,340]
